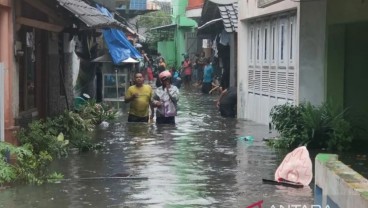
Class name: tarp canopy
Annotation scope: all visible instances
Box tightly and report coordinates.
[96,5,142,65]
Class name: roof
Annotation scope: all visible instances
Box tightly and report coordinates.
[218,3,238,32]
[198,1,238,34]
[150,24,177,31]
[209,0,238,5]
[56,0,134,32]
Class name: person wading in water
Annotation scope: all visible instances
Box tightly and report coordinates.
[151,71,179,125]
[125,72,154,122]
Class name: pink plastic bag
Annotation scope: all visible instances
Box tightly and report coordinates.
[274,146,313,186]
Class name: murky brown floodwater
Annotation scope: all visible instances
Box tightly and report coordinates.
[0,88,314,208]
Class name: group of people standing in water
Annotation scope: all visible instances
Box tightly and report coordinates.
[125,70,179,125]
[124,51,237,124]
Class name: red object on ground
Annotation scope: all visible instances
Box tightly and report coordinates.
[246,200,263,208]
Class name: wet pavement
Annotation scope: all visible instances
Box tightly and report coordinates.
[0,88,314,208]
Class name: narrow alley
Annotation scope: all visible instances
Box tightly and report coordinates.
[0,90,313,208]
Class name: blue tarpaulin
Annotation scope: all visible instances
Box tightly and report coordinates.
[96,5,142,65]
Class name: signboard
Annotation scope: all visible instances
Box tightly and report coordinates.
[258,0,284,8]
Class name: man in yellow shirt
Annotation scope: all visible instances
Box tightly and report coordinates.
[125,72,153,122]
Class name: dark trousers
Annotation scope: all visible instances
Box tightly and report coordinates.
[202,82,212,94]
[156,116,175,125]
[128,114,149,122]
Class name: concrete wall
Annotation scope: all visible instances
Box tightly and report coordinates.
[239,0,298,20]
[298,0,327,105]
[315,154,368,208]
[157,40,175,67]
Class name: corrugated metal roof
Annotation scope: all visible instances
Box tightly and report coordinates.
[57,0,134,32]
[218,2,238,32]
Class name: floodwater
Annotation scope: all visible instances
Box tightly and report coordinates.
[0,89,314,208]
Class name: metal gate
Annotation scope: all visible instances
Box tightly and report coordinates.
[185,31,198,59]
[0,63,4,141]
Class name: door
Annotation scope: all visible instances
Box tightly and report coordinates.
[247,12,297,124]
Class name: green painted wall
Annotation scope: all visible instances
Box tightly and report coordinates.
[327,0,368,25]
[158,41,176,68]
[326,24,345,107]
[172,0,188,17]
[326,0,368,138]
[344,23,368,119]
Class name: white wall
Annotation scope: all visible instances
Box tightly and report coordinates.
[239,0,298,20]
[237,19,248,119]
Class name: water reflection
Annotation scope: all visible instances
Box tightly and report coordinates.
[0,90,314,208]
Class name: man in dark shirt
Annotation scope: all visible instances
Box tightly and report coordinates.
[216,86,237,118]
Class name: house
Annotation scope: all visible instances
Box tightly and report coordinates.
[152,0,197,69]
[238,0,368,135]
[185,0,204,60]
[198,0,238,89]
[0,0,134,144]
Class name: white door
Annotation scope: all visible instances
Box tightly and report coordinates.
[246,12,298,124]
[0,63,5,141]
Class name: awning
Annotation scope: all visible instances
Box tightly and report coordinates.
[198,18,222,30]
[151,24,177,31]
[198,1,238,34]
[92,54,139,64]
[209,0,238,5]
[56,0,134,32]
[218,3,238,32]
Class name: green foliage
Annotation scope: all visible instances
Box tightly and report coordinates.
[16,120,68,158]
[15,150,54,185]
[135,11,172,48]
[269,103,308,149]
[78,100,118,125]
[0,142,32,184]
[269,101,353,151]
[49,111,95,151]
[7,101,114,185]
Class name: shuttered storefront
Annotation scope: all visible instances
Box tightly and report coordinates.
[246,12,298,124]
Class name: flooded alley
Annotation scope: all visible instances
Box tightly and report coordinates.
[0,90,313,208]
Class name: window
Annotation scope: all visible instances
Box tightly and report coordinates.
[280,25,284,61]
[103,73,128,100]
[272,26,276,63]
[264,27,268,62]
[256,28,261,65]
[250,28,253,62]
[19,30,37,111]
